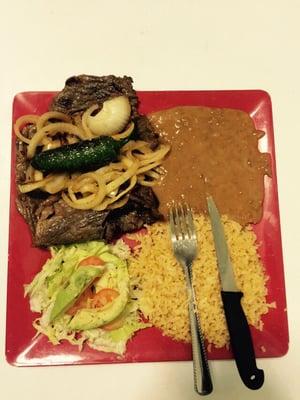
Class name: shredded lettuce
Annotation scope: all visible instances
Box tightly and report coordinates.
[25,241,108,312]
[33,314,84,347]
[83,305,150,355]
[24,240,150,355]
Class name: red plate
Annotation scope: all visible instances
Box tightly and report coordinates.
[6,90,289,366]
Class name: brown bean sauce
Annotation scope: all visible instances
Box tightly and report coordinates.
[148,106,271,226]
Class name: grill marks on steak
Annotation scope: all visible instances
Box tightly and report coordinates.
[17,185,161,247]
[50,75,139,116]
[16,74,162,247]
[16,194,40,234]
[34,199,109,247]
[30,186,160,247]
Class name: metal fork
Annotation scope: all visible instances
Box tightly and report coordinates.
[169,203,213,396]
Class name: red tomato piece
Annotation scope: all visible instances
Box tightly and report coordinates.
[67,287,94,316]
[90,288,119,308]
[67,287,119,316]
[79,256,104,267]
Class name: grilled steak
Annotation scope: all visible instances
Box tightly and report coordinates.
[16,74,162,247]
[50,74,139,116]
[50,74,159,148]
[17,185,160,247]
[36,185,159,246]
[133,115,159,149]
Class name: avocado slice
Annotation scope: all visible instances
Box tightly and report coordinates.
[68,289,129,330]
[69,256,130,330]
[50,266,104,322]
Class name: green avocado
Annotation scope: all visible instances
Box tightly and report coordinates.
[68,256,129,331]
[68,290,129,330]
[50,266,104,322]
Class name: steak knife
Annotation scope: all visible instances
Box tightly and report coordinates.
[207,196,264,390]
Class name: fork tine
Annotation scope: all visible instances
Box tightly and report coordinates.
[185,203,197,240]
[170,202,197,243]
[169,206,177,241]
[179,202,189,239]
[174,204,183,240]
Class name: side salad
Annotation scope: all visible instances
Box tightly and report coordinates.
[25,240,149,355]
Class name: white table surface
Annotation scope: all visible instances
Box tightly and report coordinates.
[1,1,300,399]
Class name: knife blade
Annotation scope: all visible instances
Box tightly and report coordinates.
[207,196,264,390]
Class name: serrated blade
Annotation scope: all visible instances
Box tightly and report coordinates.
[207,196,238,292]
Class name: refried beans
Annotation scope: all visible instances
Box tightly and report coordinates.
[148,106,271,226]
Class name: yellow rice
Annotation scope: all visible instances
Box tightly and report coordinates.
[127,214,274,348]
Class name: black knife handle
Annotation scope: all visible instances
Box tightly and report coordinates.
[221,291,264,390]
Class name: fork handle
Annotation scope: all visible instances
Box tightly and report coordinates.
[185,266,213,395]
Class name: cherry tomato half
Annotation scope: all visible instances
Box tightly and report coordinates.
[79,256,104,267]
[90,288,119,308]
